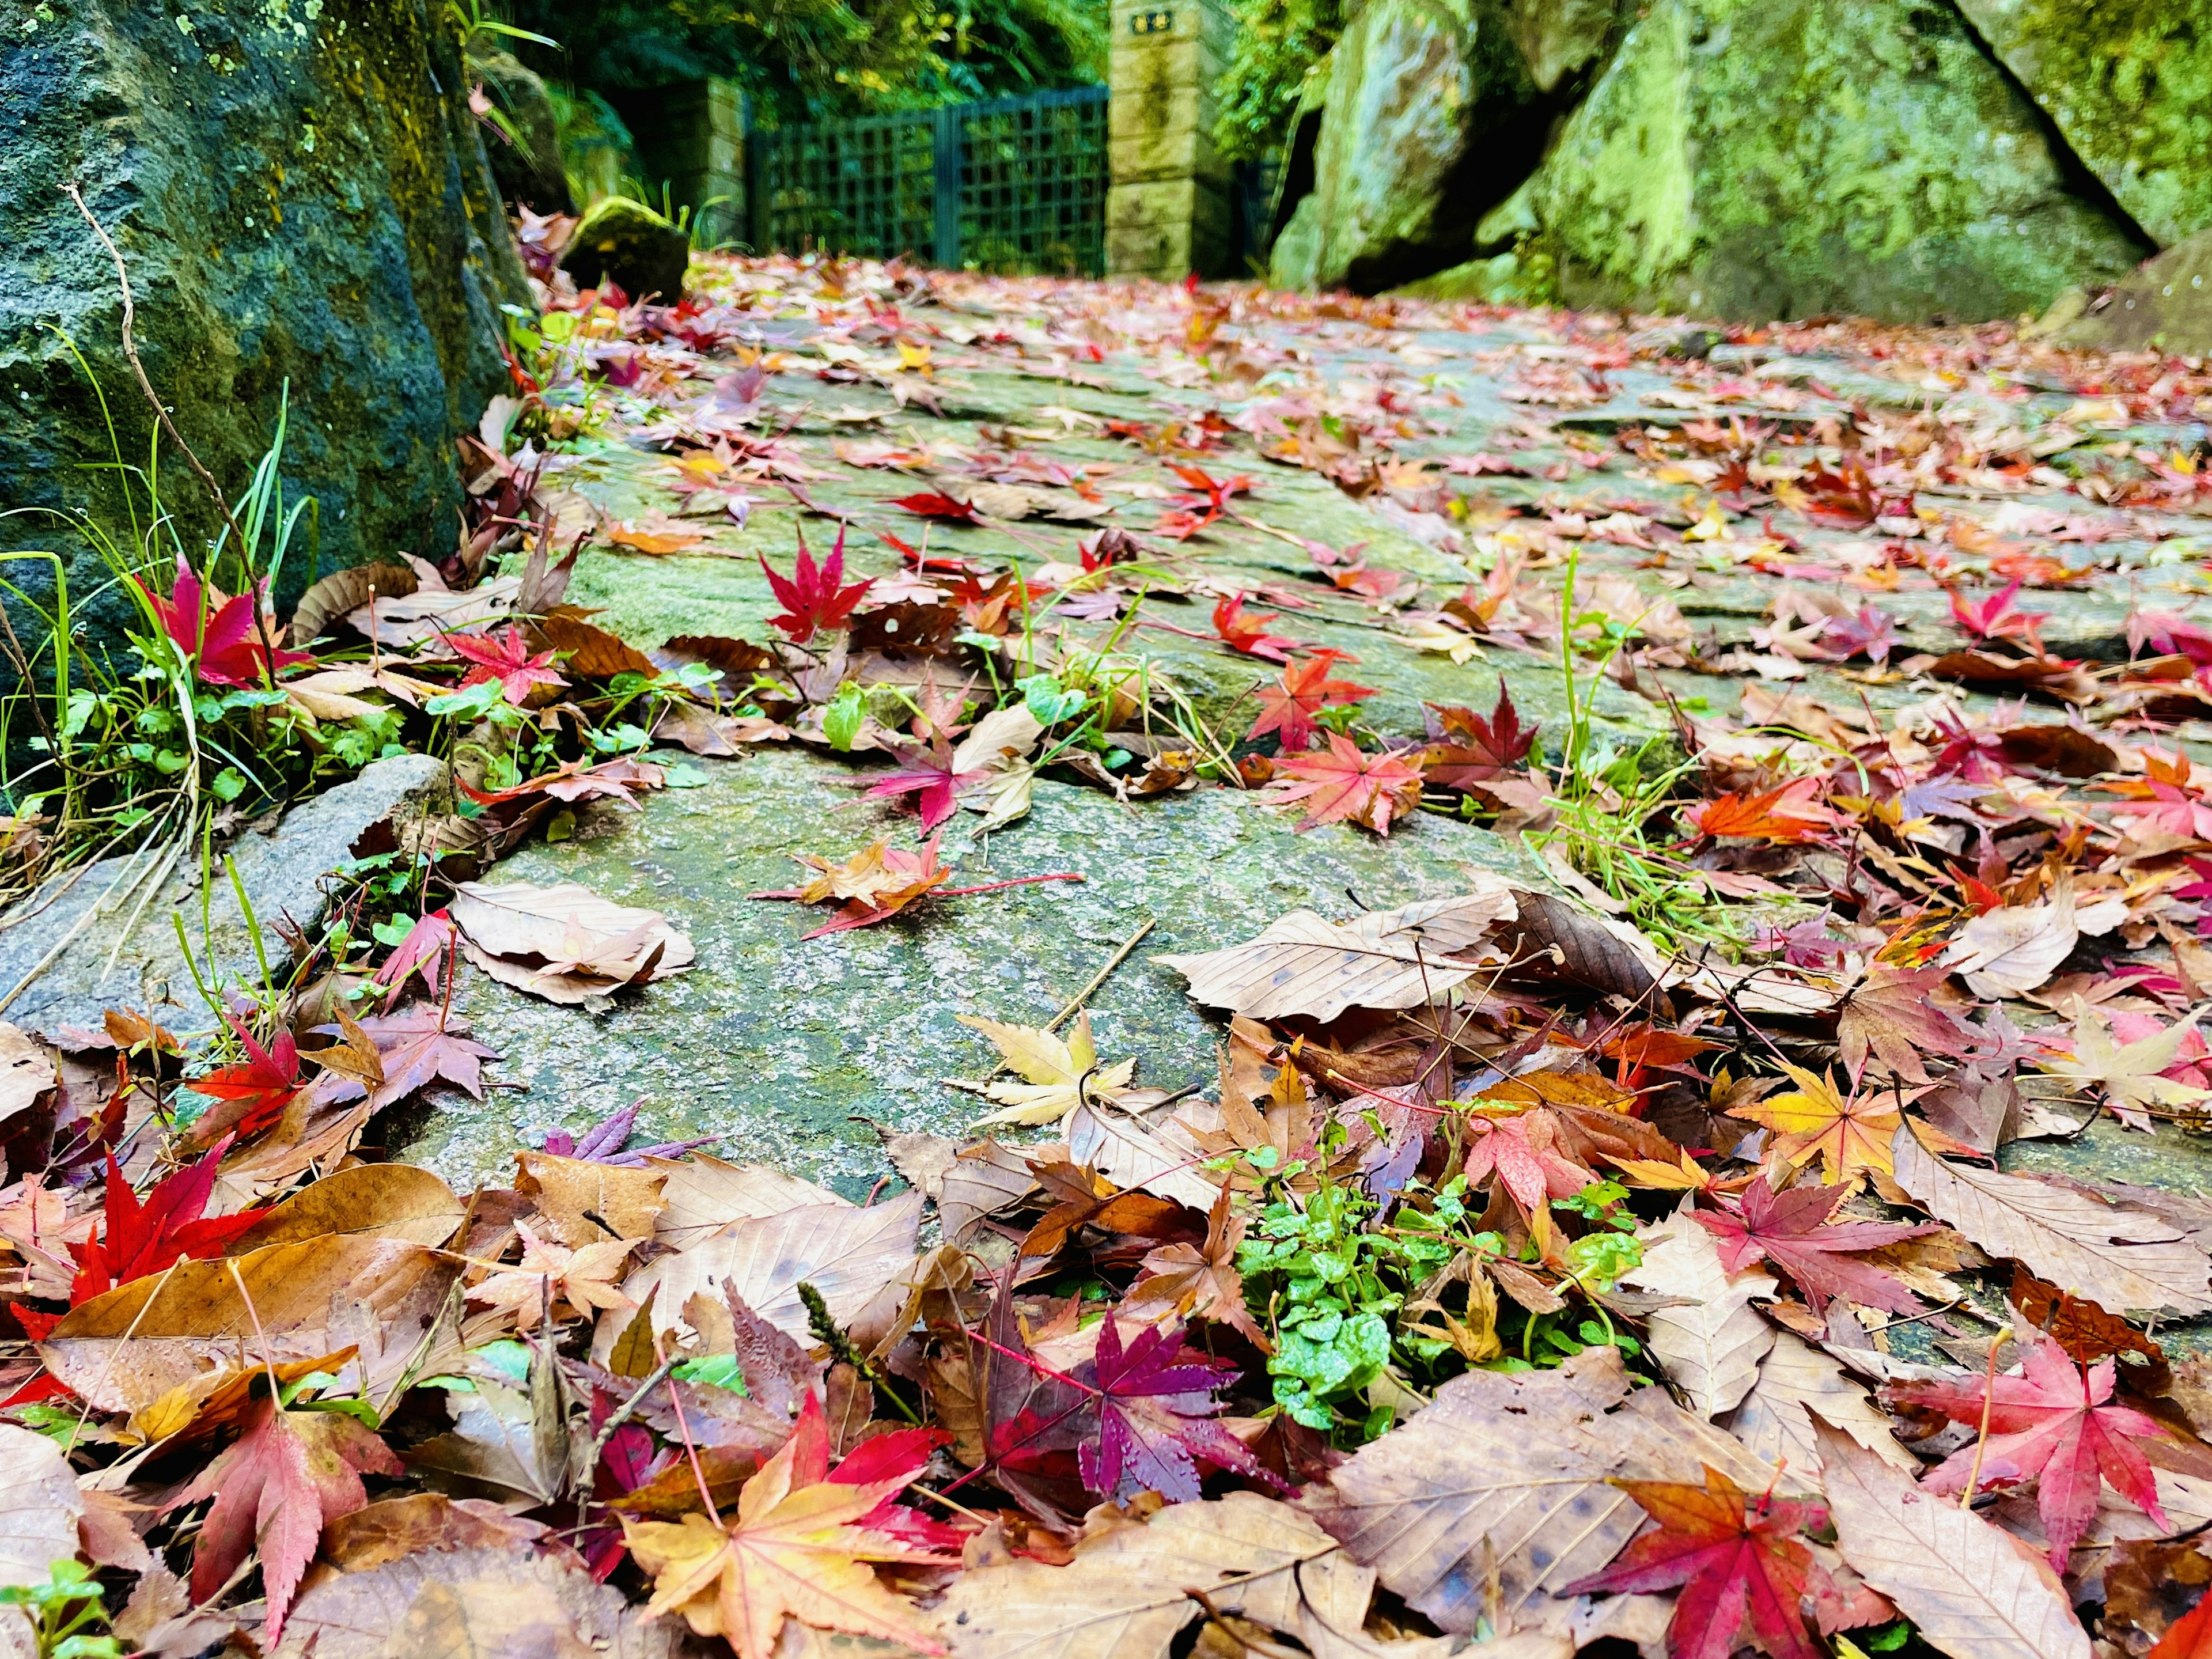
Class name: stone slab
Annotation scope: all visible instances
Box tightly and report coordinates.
[394,745,1552,1192]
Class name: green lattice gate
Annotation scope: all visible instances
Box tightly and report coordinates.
[748,86,1109,275]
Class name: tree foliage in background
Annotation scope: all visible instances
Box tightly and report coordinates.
[1212,0,1342,162]
[512,0,1105,124]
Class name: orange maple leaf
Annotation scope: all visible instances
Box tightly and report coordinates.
[1265,734,1423,834]
[1682,777,1842,843]
[626,1412,954,1659]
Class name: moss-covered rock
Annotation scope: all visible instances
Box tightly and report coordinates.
[558,196,691,302]
[1298,0,1541,292]
[0,0,531,644]
[400,745,1555,1190]
[468,45,573,215]
[1954,0,2212,250]
[2050,225,2212,354]
[1496,0,1618,93]
[1521,0,2150,322]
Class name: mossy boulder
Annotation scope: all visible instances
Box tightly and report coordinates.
[1297,0,1541,292]
[1521,0,2150,321]
[558,196,691,302]
[0,0,531,649]
[1954,0,2212,250]
[2050,226,2212,354]
[468,45,573,215]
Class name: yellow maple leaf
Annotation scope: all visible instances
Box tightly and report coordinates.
[626,1428,948,1659]
[956,1010,1138,1127]
[1727,1062,1899,1188]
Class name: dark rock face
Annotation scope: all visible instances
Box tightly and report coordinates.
[0,0,532,645]
[468,45,573,215]
[558,196,691,302]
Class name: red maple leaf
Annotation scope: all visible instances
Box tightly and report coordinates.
[448,624,567,703]
[1464,1113,1592,1211]
[1076,1315,1267,1503]
[1835,962,1978,1085]
[1266,735,1423,834]
[1212,594,1305,662]
[1682,778,1842,843]
[131,557,313,688]
[374,908,456,1009]
[1422,681,1536,787]
[169,1392,403,1646]
[355,1005,499,1108]
[1248,651,1375,752]
[1693,1177,1934,1314]
[1564,1465,1831,1659]
[760,525,874,643]
[66,1146,260,1307]
[1885,1319,2169,1568]
[1814,605,1900,665]
[890,491,981,524]
[189,1019,306,1145]
[1165,464,1253,513]
[866,730,987,832]
[1952,578,2048,649]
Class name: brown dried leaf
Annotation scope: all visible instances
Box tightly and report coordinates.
[615,1194,921,1346]
[649,1155,849,1251]
[1891,1122,2212,1315]
[37,1237,461,1414]
[271,1544,679,1659]
[450,879,695,1004]
[1156,884,1517,1021]
[226,1164,463,1252]
[1620,1209,1775,1416]
[1312,1346,1792,1636]
[1815,1419,2090,1659]
[516,1150,666,1244]
[0,1423,82,1588]
[290,563,418,645]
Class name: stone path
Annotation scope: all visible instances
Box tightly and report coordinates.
[400,260,2212,1209]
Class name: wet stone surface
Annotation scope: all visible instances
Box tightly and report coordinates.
[393,744,1551,1192]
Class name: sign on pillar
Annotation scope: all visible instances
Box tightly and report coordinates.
[1107,0,1232,280]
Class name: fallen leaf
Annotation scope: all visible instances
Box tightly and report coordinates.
[624,1404,953,1659]
[615,1193,921,1346]
[1562,1465,1830,1659]
[0,1422,83,1588]
[1729,1064,1900,1188]
[956,1013,1138,1127]
[1814,1421,2090,1659]
[225,1164,463,1251]
[450,880,695,1004]
[1314,1346,1791,1635]
[1623,1210,1777,1417]
[169,1391,403,1645]
[934,1491,1385,1659]
[516,1149,668,1244]
[1947,887,2081,1000]
[273,1543,680,1659]
[1836,964,1978,1086]
[1693,1177,1934,1313]
[37,1236,461,1413]
[1684,778,1842,843]
[649,1155,850,1251]
[1887,1317,2168,1569]
[1722,1331,1916,1473]
[763,526,874,642]
[2037,1009,2211,1127]
[1891,1122,2212,1315]
[1264,735,1424,835]
[1249,652,1376,753]
[1156,884,1517,1021]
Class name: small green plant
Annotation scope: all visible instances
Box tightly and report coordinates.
[1527,546,1743,956]
[0,1559,122,1659]
[446,0,556,50]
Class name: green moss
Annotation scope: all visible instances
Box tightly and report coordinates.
[1525,0,2150,321]
[1957,0,2212,248]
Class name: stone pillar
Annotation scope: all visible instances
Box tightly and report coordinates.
[1107,0,1233,279]
[608,79,746,246]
